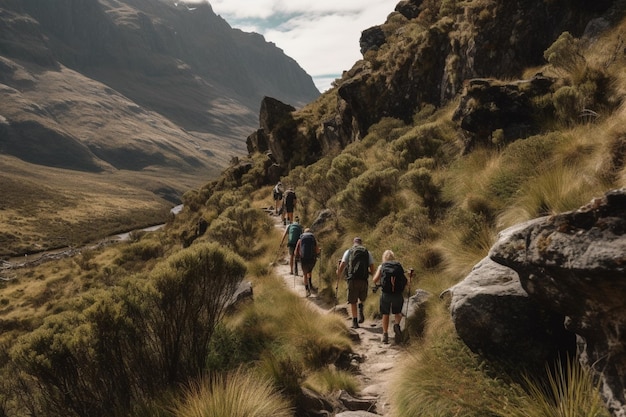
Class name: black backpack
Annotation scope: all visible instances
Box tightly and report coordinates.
[299,232,316,261]
[380,261,407,294]
[285,190,296,206]
[347,245,370,280]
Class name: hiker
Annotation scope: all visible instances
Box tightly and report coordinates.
[272,181,283,215]
[280,216,302,275]
[372,249,409,344]
[283,187,297,225]
[336,237,375,329]
[294,228,319,297]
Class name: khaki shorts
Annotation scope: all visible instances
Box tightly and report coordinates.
[347,279,368,304]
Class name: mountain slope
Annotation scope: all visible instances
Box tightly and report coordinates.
[0,0,320,255]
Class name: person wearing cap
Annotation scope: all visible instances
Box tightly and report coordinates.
[280,216,302,275]
[336,237,375,328]
[272,181,284,215]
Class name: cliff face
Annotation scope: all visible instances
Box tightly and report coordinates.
[0,0,320,174]
[247,0,619,179]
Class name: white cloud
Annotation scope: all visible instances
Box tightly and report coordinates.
[205,0,394,92]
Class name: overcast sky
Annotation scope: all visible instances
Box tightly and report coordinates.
[203,0,394,92]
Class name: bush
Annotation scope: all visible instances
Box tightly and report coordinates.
[335,167,400,225]
[206,202,272,258]
[390,124,445,169]
[8,243,248,417]
[146,243,247,383]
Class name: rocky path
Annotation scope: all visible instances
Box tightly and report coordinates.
[270,213,405,416]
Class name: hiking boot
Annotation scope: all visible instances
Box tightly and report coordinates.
[283,219,286,225]
[351,318,359,329]
[393,323,402,344]
[382,333,389,344]
[358,303,365,323]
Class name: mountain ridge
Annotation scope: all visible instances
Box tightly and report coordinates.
[0,0,320,254]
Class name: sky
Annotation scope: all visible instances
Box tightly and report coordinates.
[201,0,395,93]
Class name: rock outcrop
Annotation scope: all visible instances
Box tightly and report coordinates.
[448,188,626,416]
[452,75,555,151]
[246,0,616,180]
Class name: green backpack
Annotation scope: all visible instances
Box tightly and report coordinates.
[347,245,370,280]
[287,223,302,246]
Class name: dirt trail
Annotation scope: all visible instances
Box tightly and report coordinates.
[270,212,404,416]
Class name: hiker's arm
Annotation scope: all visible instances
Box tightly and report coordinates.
[372,265,382,285]
[336,261,346,287]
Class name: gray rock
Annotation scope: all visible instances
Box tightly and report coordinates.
[447,257,574,369]
[490,188,626,417]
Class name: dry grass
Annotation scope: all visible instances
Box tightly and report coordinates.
[0,155,202,256]
[172,369,293,417]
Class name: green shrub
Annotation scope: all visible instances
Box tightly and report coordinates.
[400,167,442,216]
[390,124,445,169]
[207,202,272,258]
[327,153,367,190]
[544,32,587,80]
[335,167,400,225]
[146,243,247,383]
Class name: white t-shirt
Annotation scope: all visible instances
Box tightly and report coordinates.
[341,246,375,265]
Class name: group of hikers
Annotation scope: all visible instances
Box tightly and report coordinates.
[274,181,412,344]
[272,181,297,225]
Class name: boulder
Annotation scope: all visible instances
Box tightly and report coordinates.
[360,26,386,55]
[447,257,575,370]
[395,0,423,19]
[490,188,626,417]
[405,288,431,339]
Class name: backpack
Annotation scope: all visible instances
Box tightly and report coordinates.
[287,223,302,246]
[347,245,370,280]
[273,185,283,200]
[285,190,296,206]
[299,232,316,261]
[380,261,407,294]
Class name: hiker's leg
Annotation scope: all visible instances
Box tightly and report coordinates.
[350,302,358,319]
[393,313,403,326]
[382,314,390,334]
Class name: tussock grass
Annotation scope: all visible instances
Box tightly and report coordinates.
[304,368,358,396]
[491,356,609,417]
[172,369,293,417]
[393,316,524,417]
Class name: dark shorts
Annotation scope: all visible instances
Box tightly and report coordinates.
[288,244,296,256]
[301,259,316,274]
[285,203,294,213]
[347,279,368,304]
[380,292,404,315]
